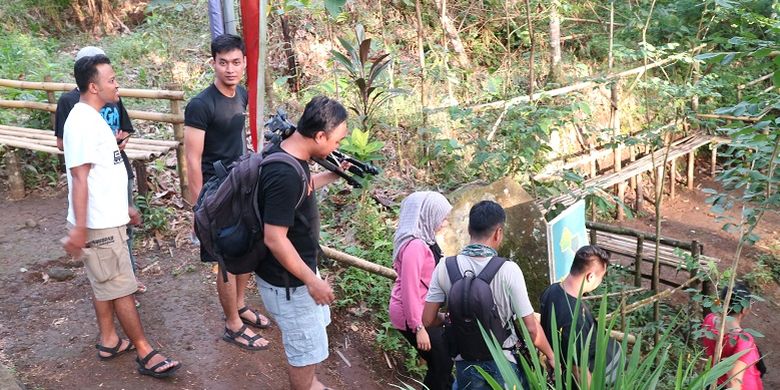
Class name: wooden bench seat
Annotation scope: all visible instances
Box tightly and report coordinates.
[592,230,717,271]
[0,124,178,161]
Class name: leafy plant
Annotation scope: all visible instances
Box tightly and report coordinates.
[331,24,403,133]
[339,128,385,163]
[134,194,172,235]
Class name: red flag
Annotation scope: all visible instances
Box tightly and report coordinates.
[240,0,259,150]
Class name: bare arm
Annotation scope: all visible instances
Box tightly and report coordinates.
[726,360,747,390]
[184,126,205,204]
[312,171,341,189]
[422,302,443,327]
[63,164,91,257]
[522,313,556,368]
[263,223,334,305]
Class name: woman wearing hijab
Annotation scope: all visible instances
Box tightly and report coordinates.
[388,191,454,389]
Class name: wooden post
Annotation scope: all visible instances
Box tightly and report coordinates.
[689,240,701,318]
[166,83,188,199]
[589,227,597,245]
[5,148,26,200]
[133,160,149,196]
[635,171,644,212]
[634,235,644,287]
[711,144,717,176]
[670,158,677,199]
[611,82,625,221]
[44,76,56,129]
[687,151,695,190]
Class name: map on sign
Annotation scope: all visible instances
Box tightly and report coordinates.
[546,200,587,283]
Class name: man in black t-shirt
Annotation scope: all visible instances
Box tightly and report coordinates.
[256,96,349,390]
[54,46,145,297]
[184,34,271,351]
[540,245,618,388]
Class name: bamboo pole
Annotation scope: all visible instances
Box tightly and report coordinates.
[670,158,677,199]
[321,245,397,280]
[167,83,188,198]
[634,235,644,287]
[587,221,696,250]
[44,76,56,130]
[0,100,183,123]
[0,79,185,100]
[429,45,705,113]
[583,287,646,301]
[606,275,699,320]
[687,151,695,190]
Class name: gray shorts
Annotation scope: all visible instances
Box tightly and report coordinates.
[257,276,331,367]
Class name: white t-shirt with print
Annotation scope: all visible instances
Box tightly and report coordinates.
[64,102,129,229]
[426,254,535,362]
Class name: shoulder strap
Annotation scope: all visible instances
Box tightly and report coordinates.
[212,160,229,179]
[477,256,507,284]
[445,256,461,284]
[259,152,309,209]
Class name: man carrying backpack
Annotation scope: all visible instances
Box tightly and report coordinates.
[255,96,348,390]
[423,200,555,389]
[184,34,270,351]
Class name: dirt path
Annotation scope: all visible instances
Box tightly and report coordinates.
[0,190,395,389]
[616,177,780,388]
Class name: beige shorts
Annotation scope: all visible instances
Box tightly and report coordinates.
[81,226,137,301]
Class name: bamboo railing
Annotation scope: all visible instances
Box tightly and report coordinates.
[0,77,188,198]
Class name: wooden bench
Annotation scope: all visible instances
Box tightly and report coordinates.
[0,78,188,199]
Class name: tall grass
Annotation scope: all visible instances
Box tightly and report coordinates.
[474,294,745,390]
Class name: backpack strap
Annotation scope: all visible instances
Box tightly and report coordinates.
[445,256,461,285]
[259,152,309,209]
[477,256,507,284]
[212,160,229,180]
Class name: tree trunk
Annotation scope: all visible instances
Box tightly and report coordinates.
[433,0,470,68]
[70,0,129,36]
[548,0,563,84]
[279,13,301,94]
[524,0,535,98]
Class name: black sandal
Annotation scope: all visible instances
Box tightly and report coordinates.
[238,306,272,329]
[95,339,135,361]
[136,350,181,378]
[222,324,269,351]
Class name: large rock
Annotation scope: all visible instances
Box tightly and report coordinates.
[438,177,550,302]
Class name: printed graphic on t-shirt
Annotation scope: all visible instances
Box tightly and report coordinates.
[113,150,121,165]
[100,106,121,134]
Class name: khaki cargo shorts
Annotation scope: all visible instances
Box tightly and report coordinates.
[81,226,137,301]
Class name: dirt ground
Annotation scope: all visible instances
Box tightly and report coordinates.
[615,177,780,388]
[1,174,778,389]
[0,190,397,390]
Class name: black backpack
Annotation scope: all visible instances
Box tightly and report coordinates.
[193,150,308,279]
[445,256,511,361]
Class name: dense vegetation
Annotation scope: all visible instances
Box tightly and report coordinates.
[1,0,778,386]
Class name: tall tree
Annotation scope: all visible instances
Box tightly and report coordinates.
[548,0,563,84]
[433,0,470,68]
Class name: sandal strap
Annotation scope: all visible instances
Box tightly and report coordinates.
[139,349,160,365]
[148,358,173,372]
[245,334,264,345]
[95,339,122,354]
[237,306,251,315]
[225,324,250,339]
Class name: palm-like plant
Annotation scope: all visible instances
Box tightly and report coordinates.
[331,24,402,132]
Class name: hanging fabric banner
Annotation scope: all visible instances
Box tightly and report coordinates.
[240,0,260,150]
[208,0,225,38]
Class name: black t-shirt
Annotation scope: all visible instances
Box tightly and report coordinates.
[184,84,248,181]
[255,143,320,287]
[540,282,597,372]
[55,88,135,179]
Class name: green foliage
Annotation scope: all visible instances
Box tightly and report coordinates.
[332,24,403,132]
[19,151,61,189]
[339,128,385,162]
[475,295,745,390]
[134,194,173,235]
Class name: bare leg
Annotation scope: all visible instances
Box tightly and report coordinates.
[289,364,316,390]
[113,294,178,372]
[235,273,269,327]
[93,296,120,348]
[217,267,267,347]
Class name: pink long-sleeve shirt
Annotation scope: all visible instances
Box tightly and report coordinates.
[389,239,436,331]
